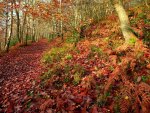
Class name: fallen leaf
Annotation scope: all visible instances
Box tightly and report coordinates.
[146,64,150,69]
[91,105,98,113]
[40,99,54,111]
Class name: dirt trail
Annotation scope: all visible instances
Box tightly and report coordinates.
[0,39,56,112]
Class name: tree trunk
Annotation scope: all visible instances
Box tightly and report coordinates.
[6,2,13,52]
[25,27,29,46]
[16,10,20,42]
[5,3,8,46]
[32,19,36,42]
[113,0,137,44]
[144,0,149,8]
[20,13,27,44]
[59,0,63,41]
[13,0,21,43]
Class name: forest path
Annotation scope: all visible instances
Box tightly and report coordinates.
[0,39,58,112]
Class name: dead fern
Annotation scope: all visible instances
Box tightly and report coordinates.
[137,82,150,113]
[118,81,138,113]
[104,40,150,112]
[104,66,120,93]
[120,91,131,112]
[104,57,131,93]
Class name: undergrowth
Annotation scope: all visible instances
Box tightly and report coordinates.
[40,33,150,112]
[42,44,73,64]
[10,38,18,47]
[39,5,150,112]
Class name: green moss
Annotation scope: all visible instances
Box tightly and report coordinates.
[64,77,70,83]
[40,69,53,81]
[141,76,148,82]
[144,19,150,24]
[105,92,111,97]
[64,65,72,75]
[103,37,110,42]
[90,45,103,57]
[130,18,138,26]
[65,54,73,60]
[73,64,85,76]
[73,72,81,86]
[110,66,114,71]
[66,37,77,43]
[138,13,146,19]
[42,46,72,64]
[66,30,80,44]
[128,38,136,45]
[91,46,102,53]
[10,38,18,47]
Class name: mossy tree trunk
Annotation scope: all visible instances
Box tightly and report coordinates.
[144,0,149,8]
[112,0,137,44]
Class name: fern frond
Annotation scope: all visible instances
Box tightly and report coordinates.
[104,66,120,93]
[137,83,150,113]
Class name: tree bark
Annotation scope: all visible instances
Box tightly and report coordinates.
[144,0,149,8]
[5,2,9,46]
[32,18,36,42]
[25,26,29,46]
[6,2,13,52]
[13,0,21,43]
[59,0,63,41]
[113,0,137,44]
[20,12,27,43]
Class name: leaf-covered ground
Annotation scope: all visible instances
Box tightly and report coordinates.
[0,5,150,113]
[0,39,61,112]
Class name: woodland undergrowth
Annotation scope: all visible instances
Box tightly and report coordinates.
[1,4,150,113]
[40,34,150,113]
[39,6,150,112]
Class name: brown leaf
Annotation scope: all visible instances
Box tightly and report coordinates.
[56,97,64,109]
[81,103,87,113]
[73,96,83,104]
[91,105,98,113]
[109,55,117,65]
[65,105,76,111]
[40,99,54,111]
[146,64,150,69]
[6,101,14,113]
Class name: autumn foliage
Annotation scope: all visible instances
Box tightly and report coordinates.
[0,0,150,113]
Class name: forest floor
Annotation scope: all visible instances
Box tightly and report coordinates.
[0,6,150,113]
[0,39,61,112]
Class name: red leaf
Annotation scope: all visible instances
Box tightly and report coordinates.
[40,99,54,111]
[73,96,83,104]
[81,104,87,113]
[91,105,98,113]
[65,105,76,111]
[6,101,14,113]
